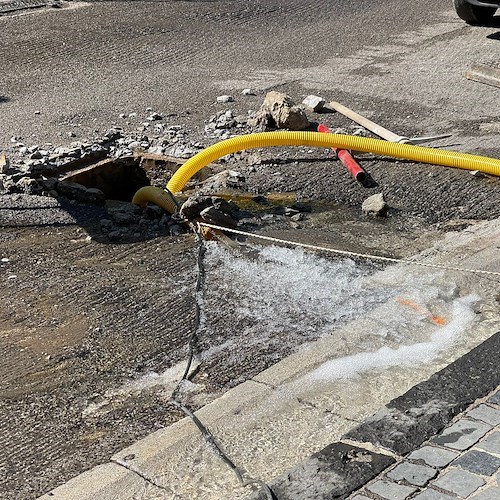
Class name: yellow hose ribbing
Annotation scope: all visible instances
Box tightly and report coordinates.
[132,185,178,214]
[133,132,500,214]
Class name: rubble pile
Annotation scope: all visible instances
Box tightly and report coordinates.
[1,92,393,241]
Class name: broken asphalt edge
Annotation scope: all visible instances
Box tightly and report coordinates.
[249,330,500,499]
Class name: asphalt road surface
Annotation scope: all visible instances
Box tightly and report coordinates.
[1,1,500,498]
[2,0,495,148]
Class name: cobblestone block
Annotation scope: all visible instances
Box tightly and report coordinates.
[472,487,500,500]
[477,431,500,455]
[432,468,485,497]
[367,480,417,499]
[386,462,437,487]
[488,391,500,405]
[467,404,500,426]
[432,419,491,450]
[408,445,459,468]
[454,449,500,476]
[413,488,454,499]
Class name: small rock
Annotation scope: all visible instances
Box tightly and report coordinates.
[85,187,105,206]
[40,178,58,191]
[147,112,163,121]
[100,219,114,230]
[216,95,234,103]
[362,193,389,217]
[198,169,245,193]
[291,201,312,212]
[1,258,9,263]
[251,91,309,131]
[291,213,305,222]
[30,150,43,160]
[302,95,326,112]
[34,110,41,115]
[169,224,183,236]
[0,152,9,174]
[128,141,142,150]
[242,88,255,95]
[470,170,486,178]
[17,177,40,195]
[179,195,213,221]
[199,206,237,228]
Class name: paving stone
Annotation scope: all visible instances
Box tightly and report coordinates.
[488,391,500,405]
[454,449,500,476]
[472,487,500,500]
[408,445,459,468]
[386,461,437,487]
[432,468,486,497]
[477,431,500,455]
[413,488,454,499]
[250,442,395,500]
[467,404,500,426]
[431,419,491,450]
[366,480,417,499]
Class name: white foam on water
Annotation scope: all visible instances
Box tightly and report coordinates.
[82,359,202,417]
[202,242,392,352]
[308,293,479,381]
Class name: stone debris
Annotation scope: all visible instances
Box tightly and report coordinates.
[56,181,106,206]
[302,95,326,112]
[216,95,234,103]
[197,169,246,194]
[179,194,240,226]
[470,170,487,178]
[241,88,255,95]
[249,91,309,131]
[0,152,9,174]
[362,193,389,217]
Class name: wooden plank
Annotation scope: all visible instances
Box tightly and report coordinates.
[465,61,500,89]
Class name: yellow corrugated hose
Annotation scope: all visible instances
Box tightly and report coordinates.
[132,131,500,213]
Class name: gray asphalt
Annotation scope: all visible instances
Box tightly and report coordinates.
[1,0,451,146]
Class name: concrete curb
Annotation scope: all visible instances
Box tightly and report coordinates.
[250,330,500,499]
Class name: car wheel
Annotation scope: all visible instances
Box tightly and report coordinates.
[454,0,497,24]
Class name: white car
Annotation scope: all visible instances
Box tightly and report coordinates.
[454,0,500,24]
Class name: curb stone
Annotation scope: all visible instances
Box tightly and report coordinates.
[251,331,500,499]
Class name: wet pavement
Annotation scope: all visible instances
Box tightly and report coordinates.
[36,218,500,499]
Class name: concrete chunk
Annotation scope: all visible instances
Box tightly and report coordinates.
[302,95,326,112]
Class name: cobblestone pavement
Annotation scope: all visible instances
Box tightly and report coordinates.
[352,388,500,500]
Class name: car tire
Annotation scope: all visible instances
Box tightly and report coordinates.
[454,0,497,24]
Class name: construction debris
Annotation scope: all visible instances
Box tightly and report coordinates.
[362,193,389,217]
[249,91,309,131]
[302,95,326,112]
[0,152,9,174]
[216,95,234,103]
